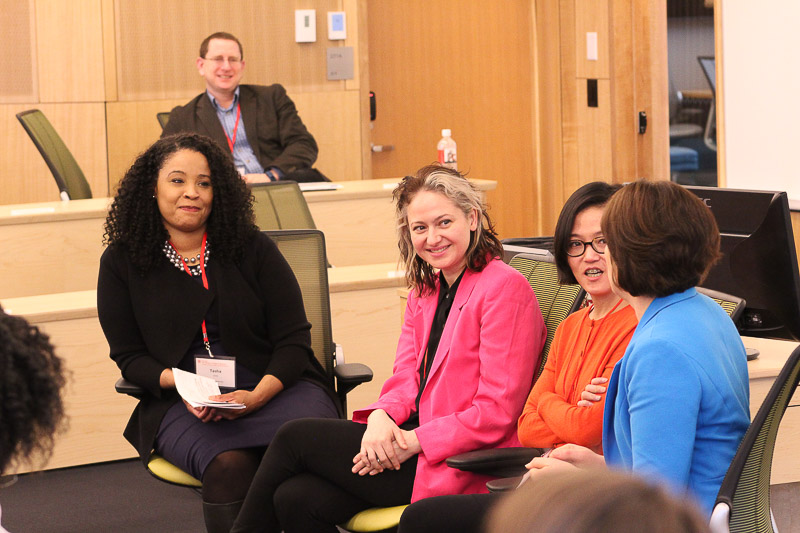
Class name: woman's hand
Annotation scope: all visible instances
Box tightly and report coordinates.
[520,444,605,486]
[352,410,409,475]
[546,444,606,469]
[208,389,269,421]
[577,377,608,407]
[182,399,220,423]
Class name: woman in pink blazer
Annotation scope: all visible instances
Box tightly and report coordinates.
[231,165,545,533]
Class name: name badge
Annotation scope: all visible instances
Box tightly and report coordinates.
[195,354,236,389]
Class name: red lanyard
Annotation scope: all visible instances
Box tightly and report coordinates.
[224,103,241,153]
[169,232,213,357]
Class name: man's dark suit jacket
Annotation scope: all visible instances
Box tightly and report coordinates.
[162,84,318,175]
[97,232,333,463]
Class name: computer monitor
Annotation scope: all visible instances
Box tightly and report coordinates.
[698,56,716,95]
[685,185,800,341]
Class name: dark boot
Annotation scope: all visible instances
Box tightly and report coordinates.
[203,500,244,533]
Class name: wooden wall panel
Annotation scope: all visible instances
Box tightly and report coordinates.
[114,0,346,101]
[574,0,610,79]
[0,0,38,103]
[292,91,362,181]
[106,91,360,190]
[35,0,106,103]
[0,103,108,204]
[105,98,188,189]
[576,79,613,182]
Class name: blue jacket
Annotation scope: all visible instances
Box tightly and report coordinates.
[603,288,750,515]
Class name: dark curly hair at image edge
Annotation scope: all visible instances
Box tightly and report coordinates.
[103,133,259,276]
[0,306,67,474]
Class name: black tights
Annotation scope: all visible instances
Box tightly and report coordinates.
[201,447,264,504]
[231,418,418,533]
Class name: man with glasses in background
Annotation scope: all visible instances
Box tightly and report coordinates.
[163,32,327,183]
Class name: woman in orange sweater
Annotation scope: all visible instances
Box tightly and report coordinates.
[397,181,638,533]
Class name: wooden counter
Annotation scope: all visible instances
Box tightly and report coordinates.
[0,178,495,298]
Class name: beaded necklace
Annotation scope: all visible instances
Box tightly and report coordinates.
[162,240,210,276]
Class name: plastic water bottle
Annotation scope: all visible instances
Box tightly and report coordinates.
[437,129,458,170]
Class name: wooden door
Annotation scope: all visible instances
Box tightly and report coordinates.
[367,0,539,240]
[366,1,668,238]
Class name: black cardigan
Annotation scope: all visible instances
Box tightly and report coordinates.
[97,232,332,462]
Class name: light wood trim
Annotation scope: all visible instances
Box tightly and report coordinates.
[354,0,372,180]
[533,1,565,236]
[101,0,117,101]
[35,0,106,103]
[608,0,636,182]
[559,0,581,196]
[713,0,726,186]
[633,0,669,181]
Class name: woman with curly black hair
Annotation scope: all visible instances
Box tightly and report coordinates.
[97,133,338,532]
[0,305,66,532]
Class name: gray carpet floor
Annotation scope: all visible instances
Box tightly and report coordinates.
[0,459,205,532]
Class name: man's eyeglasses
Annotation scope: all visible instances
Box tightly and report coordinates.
[566,237,607,257]
[204,56,242,65]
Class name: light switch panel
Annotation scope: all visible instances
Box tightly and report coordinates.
[586,32,598,61]
[295,9,316,43]
[327,47,354,80]
[328,11,346,40]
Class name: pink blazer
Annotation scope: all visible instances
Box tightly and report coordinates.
[353,258,546,501]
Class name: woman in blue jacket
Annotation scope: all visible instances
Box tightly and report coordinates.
[527,180,750,516]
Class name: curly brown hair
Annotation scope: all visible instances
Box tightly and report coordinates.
[103,133,258,275]
[393,165,503,294]
[0,306,67,474]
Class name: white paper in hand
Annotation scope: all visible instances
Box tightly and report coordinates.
[172,368,246,409]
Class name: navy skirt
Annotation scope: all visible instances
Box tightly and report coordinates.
[154,380,338,480]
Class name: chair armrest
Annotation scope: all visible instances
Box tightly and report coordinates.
[334,362,373,396]
[115,377,146,399]
[486,475,524,493]
[446,447,543,477]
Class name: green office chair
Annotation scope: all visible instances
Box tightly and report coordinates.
[709,345,800,533]
[115,229,372,488]
[342,249,586,531]
[156,112,170,130]
[250,181,317,231]
[16,109,93,201]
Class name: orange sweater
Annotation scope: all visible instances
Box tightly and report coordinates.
[518,304,637,453]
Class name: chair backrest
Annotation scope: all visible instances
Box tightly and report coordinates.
[251,181,317,231]
[710,345,800,533]
[508,249,586,379]
[697,286,747,324]
[16,109,92,201]
[262,230,334,388]
[156,112,170,129]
